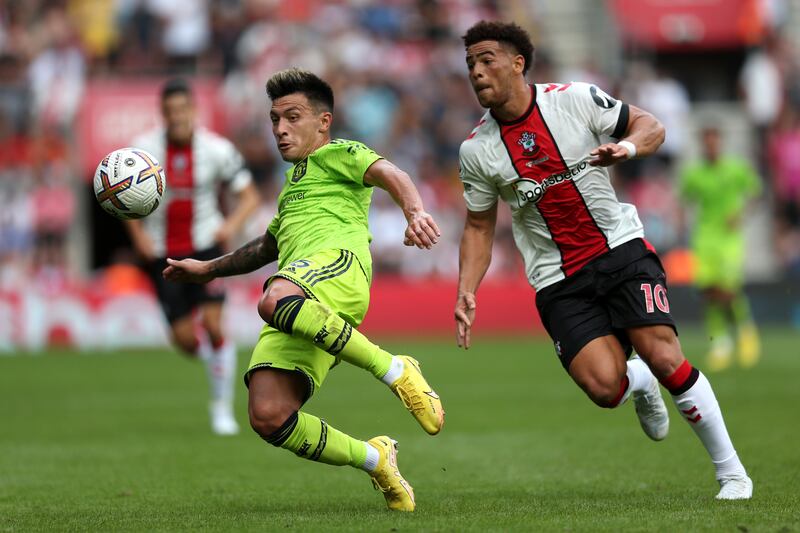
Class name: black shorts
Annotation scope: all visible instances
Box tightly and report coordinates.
[535,238,677,371]
[148,246,226,324]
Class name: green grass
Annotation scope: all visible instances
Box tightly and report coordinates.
[1,328,799,532]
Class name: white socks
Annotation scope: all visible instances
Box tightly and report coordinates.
[362,443,380,472]
[380,356,405,386]
[620,356,655,405]
[670,370,746,480]
[199,339,237,405]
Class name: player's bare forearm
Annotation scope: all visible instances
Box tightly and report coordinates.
[123,219,155,260]
[365,159,424,217]
[224,183,261,235]
[457,206,497,295]
[455,206,496,348]
[364,158,441,248]
[589,105,664,166]
[619,104,665,158]
[209,230,278,278]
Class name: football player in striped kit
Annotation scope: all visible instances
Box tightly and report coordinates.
[126,79,260,435]
[455,21,752,500]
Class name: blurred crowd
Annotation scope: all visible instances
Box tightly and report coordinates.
[1,0,800,290]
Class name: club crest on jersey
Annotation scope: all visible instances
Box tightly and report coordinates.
[517,132,539,156]
[291,158,308,183]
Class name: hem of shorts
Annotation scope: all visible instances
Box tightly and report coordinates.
[612,318,678,335]
[243,362,315,402]
[559,330,612,371]
[268,273,318,301]
[557,320,675,371]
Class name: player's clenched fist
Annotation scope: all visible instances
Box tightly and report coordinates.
[403,210,441,249]
[454,291,477,349]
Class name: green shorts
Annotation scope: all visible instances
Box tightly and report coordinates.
[693,234,745,291]
[245,249,370,399]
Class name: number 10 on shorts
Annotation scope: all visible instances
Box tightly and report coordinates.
[640,283,670,313]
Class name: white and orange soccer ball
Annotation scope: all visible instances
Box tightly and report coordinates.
[93,147,166,220]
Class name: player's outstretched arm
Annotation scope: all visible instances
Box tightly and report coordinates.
[163,230,278,283]
[456,205,497,349]
[214,182,261,246]
[123,219,156,262]
[589,104,665,167]
[364,159,441,249]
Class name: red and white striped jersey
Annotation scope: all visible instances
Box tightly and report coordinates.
[133,128,252,258]
[459,82,644,291]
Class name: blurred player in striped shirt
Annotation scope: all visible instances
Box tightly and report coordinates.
[125,79,260,435]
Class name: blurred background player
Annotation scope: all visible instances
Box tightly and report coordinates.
[680,126,762,371]
[164,68,443,512]
[125,78,260,435]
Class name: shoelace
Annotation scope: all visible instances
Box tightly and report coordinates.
[371,477,391,493]
[394,378,426,413]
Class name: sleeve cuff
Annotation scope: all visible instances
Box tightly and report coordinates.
[611,103,629,139]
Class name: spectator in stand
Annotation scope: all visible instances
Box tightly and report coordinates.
[739,34,784,175]
[768,104,800,275]
[145,0,211,73]
[27,6,85,131]
[628,63,690,173]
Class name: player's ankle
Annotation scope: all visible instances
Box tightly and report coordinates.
[380,355,404,385]
[713,452,746,480]
[360,442,380,472]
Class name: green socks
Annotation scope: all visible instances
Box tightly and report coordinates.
[272,295,392,379]
[265,411,367,468]
[730,293,754,329]
[705,301,729,343]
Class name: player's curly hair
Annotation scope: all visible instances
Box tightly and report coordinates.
[161,78,193,101]
[266,68,334,112]
[462,21,535,75]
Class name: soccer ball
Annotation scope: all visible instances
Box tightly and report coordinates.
[93,148,166,220]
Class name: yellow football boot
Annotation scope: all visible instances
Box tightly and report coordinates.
[737,323,761,368]
[707,336,733,372]
[367,436,415,512]
[389,356,444,435]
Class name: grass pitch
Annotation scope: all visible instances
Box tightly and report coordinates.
[1,328,799,532]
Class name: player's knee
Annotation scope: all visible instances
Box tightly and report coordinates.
[171,331,198,355]
[257,293,277,324]
[258,285,291,324]
[249,401,296,440]
[201,318,223,343]
[258,283,306,326]
[204,324,224,347]
[582,376,626,408]
[637,332,683,380]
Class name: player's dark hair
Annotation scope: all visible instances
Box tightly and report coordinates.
[161,78,193,101]
[266,68,334,112]
[462,21,535,75]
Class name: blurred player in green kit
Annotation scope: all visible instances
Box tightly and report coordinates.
[680,126,762,371]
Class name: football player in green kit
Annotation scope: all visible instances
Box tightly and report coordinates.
[680,126,762,371]
[163,68,444,512]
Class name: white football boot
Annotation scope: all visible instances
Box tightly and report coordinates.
[210,400,239,436]
[632,372,670,441]
[716,475,753,500]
